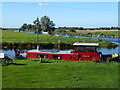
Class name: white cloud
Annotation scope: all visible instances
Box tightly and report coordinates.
[37,3,48,7]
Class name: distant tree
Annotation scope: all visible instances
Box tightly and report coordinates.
[41,16,55,34]
[31,25,36,30]
[33,17,41,50]
[27,24,33,30]
[79,27,84,30]
[21,23,28,31]
[69,28,76,32]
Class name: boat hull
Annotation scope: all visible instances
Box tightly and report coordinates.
[26,51,101,62]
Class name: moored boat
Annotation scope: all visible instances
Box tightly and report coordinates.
[26,43,101,62]
[14,43,119,62]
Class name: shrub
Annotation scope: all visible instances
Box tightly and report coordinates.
[40,58,51,63]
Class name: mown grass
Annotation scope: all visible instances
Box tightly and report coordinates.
[2,59,118,88]
[2,30,117,48]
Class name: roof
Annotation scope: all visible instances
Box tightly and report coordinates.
[73,43,99,46]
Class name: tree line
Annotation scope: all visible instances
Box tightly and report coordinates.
[57,27,119,30]
[1,15,119,32]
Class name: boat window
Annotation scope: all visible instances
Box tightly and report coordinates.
[29,54,33,57]
[37,54,47,58]
[51,55,62,60]
[70,56,74,59]
[74,46,96,52]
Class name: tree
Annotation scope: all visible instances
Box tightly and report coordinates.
[33,17,41,50]
[41,16,55,34]
[20,23,28,31]
[27,24,32,30]
[33,17,41,33]
[69,28,76,32]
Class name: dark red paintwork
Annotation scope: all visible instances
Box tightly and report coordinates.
[26,43,101,62]
[26,52,79,61]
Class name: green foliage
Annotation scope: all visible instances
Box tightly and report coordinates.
[20,23,27,31]
[41,16,55,34]
[40,58,51,63]
[33,17,41,33]
[69,28,76,32]
[2,59,118,88]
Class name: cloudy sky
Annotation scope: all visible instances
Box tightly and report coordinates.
[1,2,118,28]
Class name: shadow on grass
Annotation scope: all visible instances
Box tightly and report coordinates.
[11,63,27,66]
[2,63,27,66]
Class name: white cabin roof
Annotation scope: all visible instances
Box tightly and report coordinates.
[73,43,99,46]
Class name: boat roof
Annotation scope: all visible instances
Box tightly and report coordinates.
[73,43,99,46]
[27,49,73,54]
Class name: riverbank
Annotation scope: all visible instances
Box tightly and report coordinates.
[54,29,119,38]
[2,30,118,49]
[2,59,118,88]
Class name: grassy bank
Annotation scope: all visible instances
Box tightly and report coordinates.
[76,30,119,38]
[2,59,118,88]
[54,30,119,38]
[2,30,118,48]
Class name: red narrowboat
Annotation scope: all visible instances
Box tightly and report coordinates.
[26,43,101,62]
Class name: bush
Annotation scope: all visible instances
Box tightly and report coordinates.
[40,58,51,63]
[69,28,76,32]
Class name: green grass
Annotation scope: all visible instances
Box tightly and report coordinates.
[76,30,119,38]
[2,59,118,88]
[2,30,117,48]
[54,29,119,38]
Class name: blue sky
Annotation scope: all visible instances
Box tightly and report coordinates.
[1,2,118,28]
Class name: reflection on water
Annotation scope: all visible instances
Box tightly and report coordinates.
[98,47,119,55]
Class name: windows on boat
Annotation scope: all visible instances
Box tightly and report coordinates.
[37,54,47,58]
[29,54,33,57]
[74,46,96,52]
[51,55,62,60]
[70,56,75,59]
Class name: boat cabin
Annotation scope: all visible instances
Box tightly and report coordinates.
[73,43,100,61]
[26,43,101,62]
[73,43,99,53]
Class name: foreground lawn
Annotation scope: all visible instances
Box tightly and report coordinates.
[2,59,118,88]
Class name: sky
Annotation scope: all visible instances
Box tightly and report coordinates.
[1,2,118,28]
